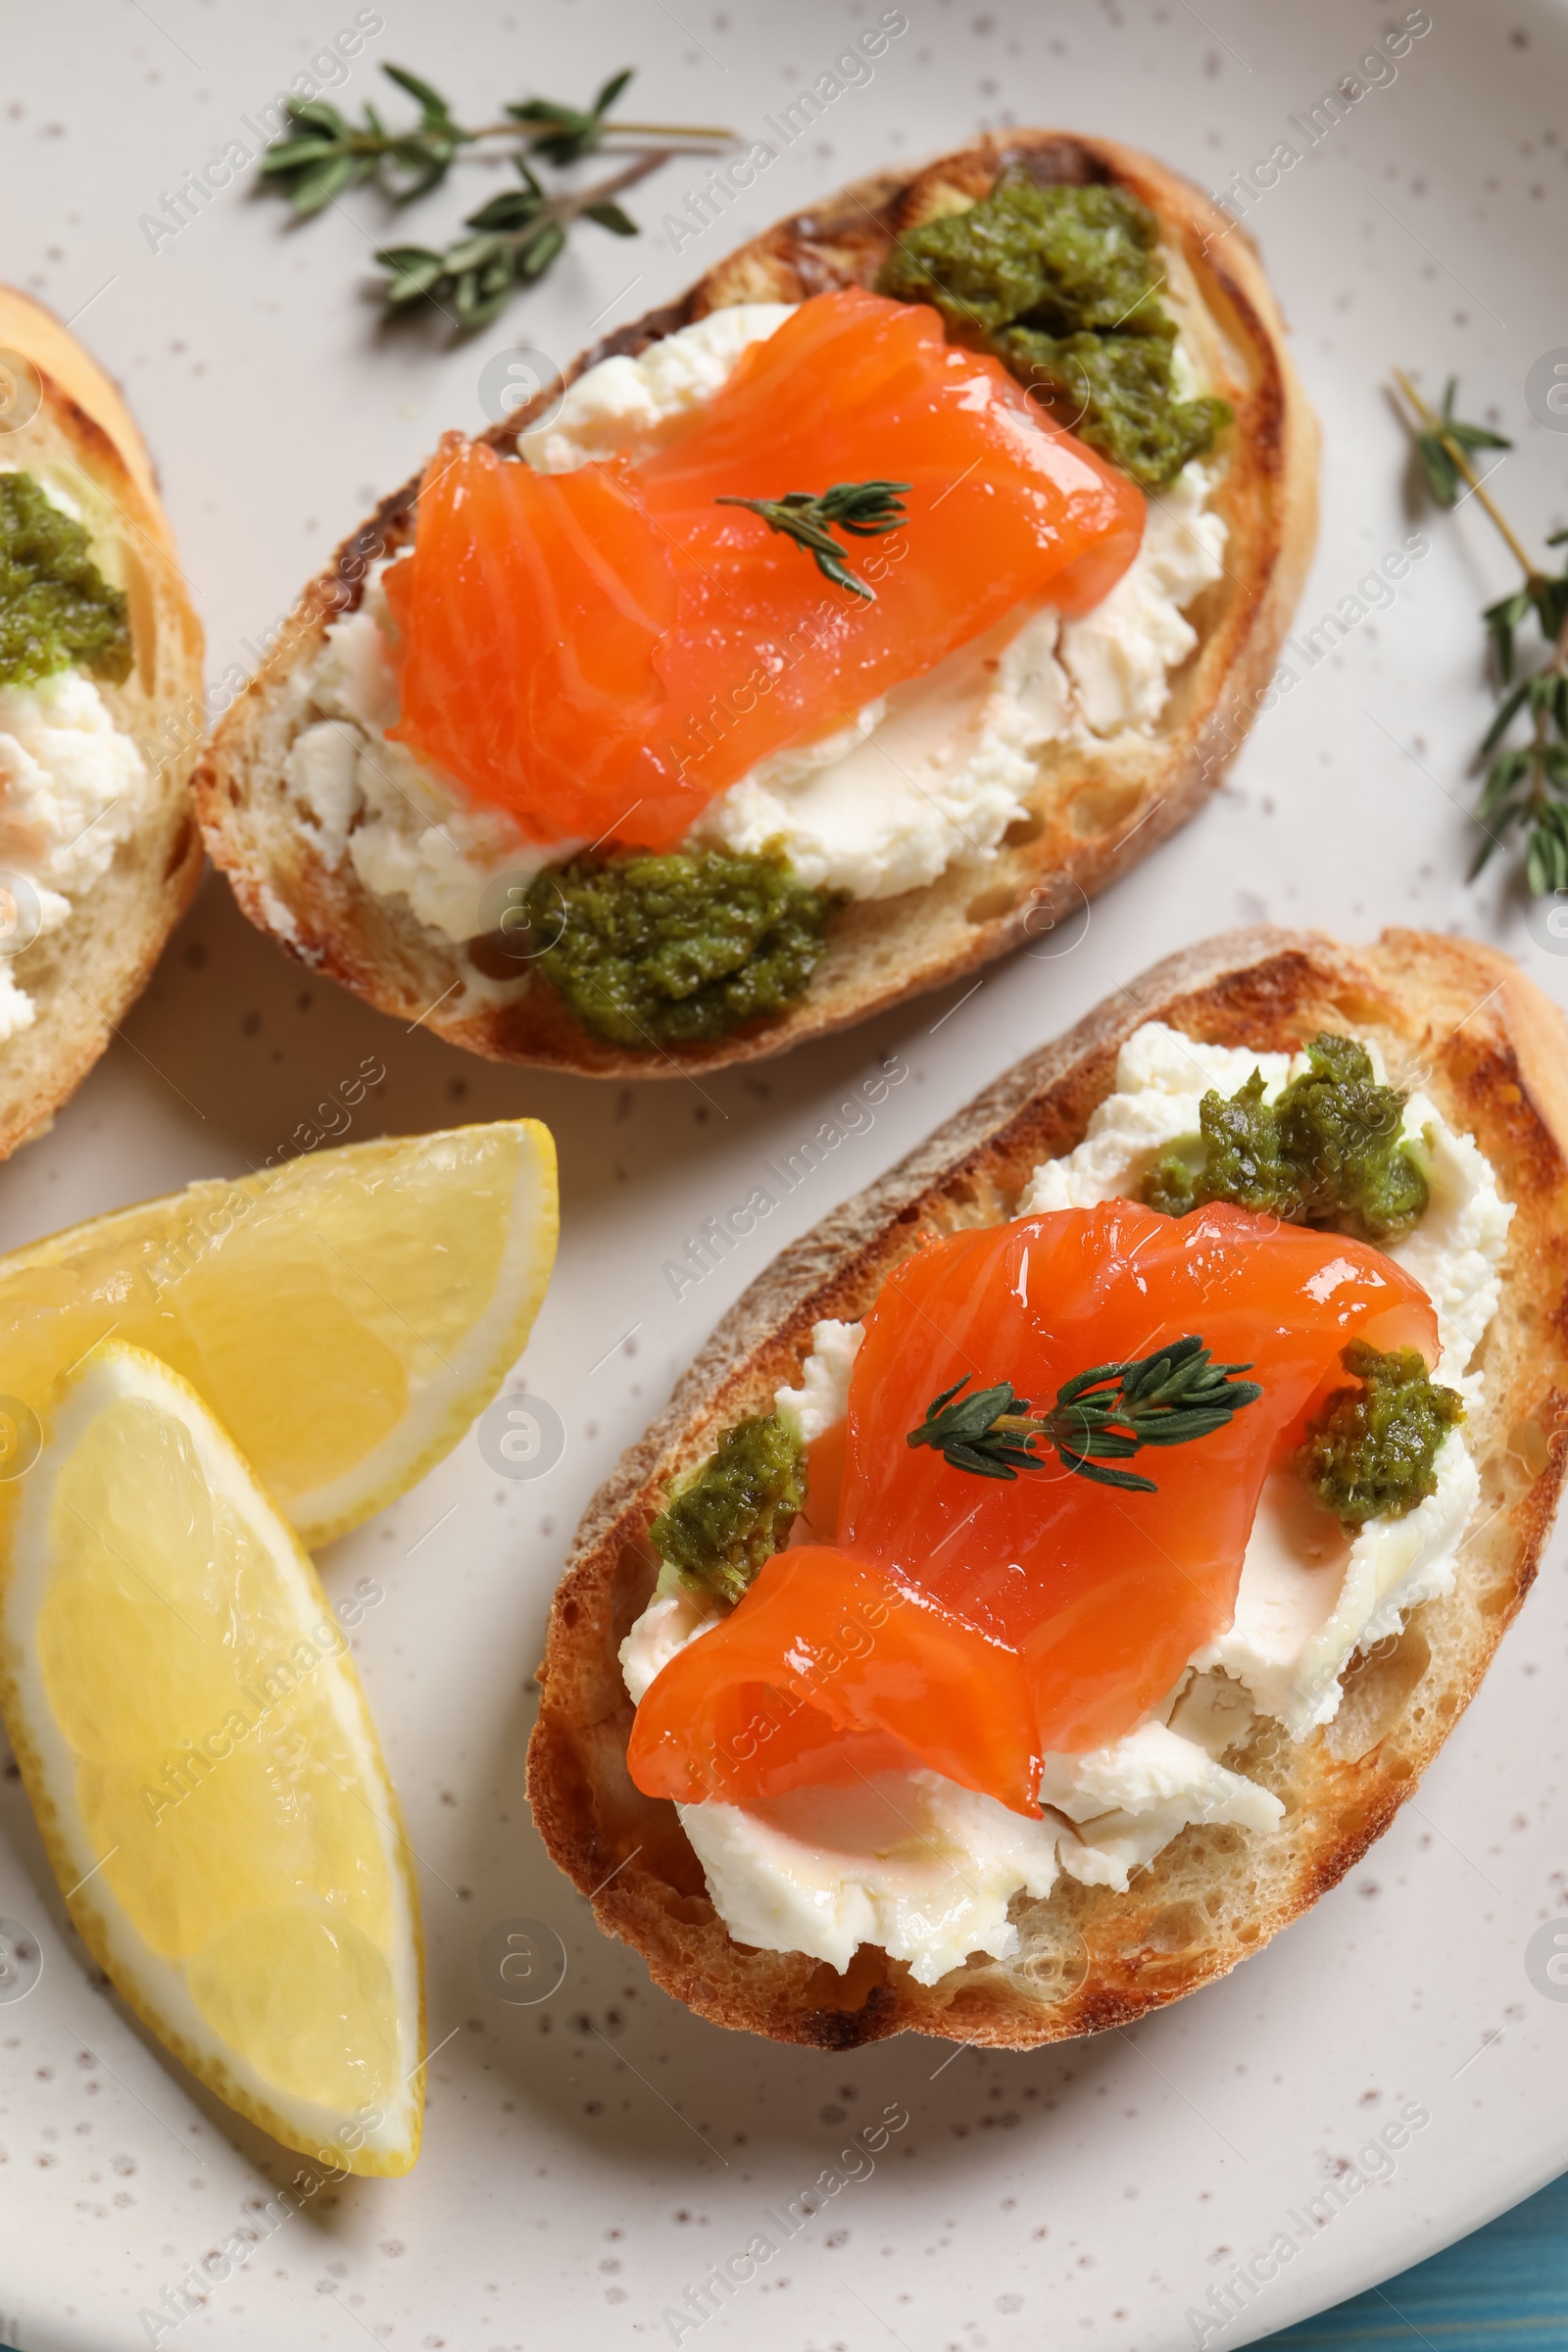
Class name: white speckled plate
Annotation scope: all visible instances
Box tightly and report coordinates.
[3,3,1568,2346]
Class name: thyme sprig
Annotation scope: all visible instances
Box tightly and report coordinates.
[261,63,729,212]
[260,63,732,329]
[906,1337,1263,1496]
[714,480,911,603]
[1395,370,1568,895]
[378,151,657,333]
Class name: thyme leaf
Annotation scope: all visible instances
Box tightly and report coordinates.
[906,1337,1263,1496]
[507,68,638,166]
[1410,376,1511,508]
[713,480,911,602]
[503,69,725,166]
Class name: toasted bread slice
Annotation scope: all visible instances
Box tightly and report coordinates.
[195,130,1318,1076]
[526,928,1568,2047]
[0,286,205,1157]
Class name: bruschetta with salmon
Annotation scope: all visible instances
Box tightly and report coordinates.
[197,131,1317,1074]
[528,928,1568,2046]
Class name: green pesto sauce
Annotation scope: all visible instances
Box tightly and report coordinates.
[1143,1033,1430,1246]
[1299,1341,1465,1528]
[0,471,130,690]
[525,845,840,1050]
[994,327,1230,496]
[875,177,1232,492]
[650,1414,807,1607]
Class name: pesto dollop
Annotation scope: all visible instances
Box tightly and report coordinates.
[876,176,1231,491]
[0,471,131,690]
[650,1413,807,1607]
[1143,1033,1430,1246]
[524,845,840,1049]
[1299,1341,1464,1528]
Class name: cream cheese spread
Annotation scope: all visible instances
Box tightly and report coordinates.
[284,298,1227,938]
[0,665,149,1043]
[283,596,580,946]
[619,1022,1510,1984]
[775,1316,864,1443]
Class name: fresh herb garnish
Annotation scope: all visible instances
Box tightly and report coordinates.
[1394,370,1568,896]
[906,1337,1263,1496]
[714,480,910,604]
[260,64,731,328]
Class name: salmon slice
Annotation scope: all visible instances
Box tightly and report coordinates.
[382,446,679,847]
[626,1545,1039,1808]
[629,1202,1438,1816]
[383,289,1145,850]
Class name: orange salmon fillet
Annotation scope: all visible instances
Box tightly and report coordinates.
[383,289,1146,849]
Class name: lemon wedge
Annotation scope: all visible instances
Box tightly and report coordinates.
[0,1120,557,1546]
[0,1343,424,2173]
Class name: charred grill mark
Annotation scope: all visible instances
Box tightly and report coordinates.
[994,134,1108,189]
[804,1979,900,2049]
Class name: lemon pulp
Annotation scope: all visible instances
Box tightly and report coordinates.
[0,1120,557,1545]
[1,1346,423,2171]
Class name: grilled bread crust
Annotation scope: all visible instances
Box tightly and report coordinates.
[0,286,205,1158]
[195,131,1318,1076]
[526,928,1568,2047]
